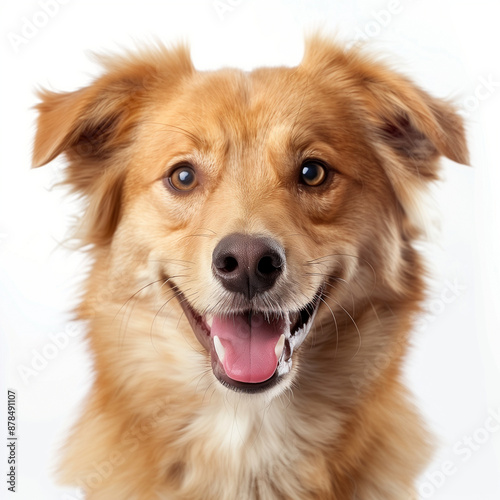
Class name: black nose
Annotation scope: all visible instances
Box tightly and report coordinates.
[212,234,285,299]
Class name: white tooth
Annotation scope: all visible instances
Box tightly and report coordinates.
[213,336,225,363]
[274,334,286,359]
[206,315,214,329]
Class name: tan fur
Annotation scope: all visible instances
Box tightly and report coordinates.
[33,36,468,499]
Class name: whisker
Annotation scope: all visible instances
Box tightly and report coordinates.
[115,279,167,347]
[148,258,195,267]
[192,367,213,393]
[148,286,182,354]
[201,379,218,406]
[115,279,164,322]
[304,272,356,317]
[152,287,206,355]
[323,292,362,360]
[318,296,339,359]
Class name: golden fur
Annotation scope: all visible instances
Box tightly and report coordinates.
[33,36,468,499]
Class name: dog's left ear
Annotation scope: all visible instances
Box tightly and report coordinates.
[303,37,469,169]
[302,37,469,236]
[361,72,469,169]
[362,72,470,234]
[360,66,469,237]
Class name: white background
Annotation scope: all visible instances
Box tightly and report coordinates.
[1,0,499,499]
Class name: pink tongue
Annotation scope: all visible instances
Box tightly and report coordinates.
[211,313,285,383]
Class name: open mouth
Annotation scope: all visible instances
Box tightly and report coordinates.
[177,287,323,393]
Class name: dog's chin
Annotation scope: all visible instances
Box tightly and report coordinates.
[174,285,323,394]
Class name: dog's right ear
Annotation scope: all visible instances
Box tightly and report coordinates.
[33,83,136,169]
[32,44,194,170]
[32,44,193,246]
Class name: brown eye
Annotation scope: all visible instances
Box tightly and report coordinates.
[167,165,198,191]
[300,161,327,186]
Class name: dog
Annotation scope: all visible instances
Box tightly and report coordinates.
[32,36,468,499]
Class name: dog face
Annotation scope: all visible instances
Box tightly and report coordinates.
[33,38,468,398]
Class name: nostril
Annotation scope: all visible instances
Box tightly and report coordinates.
[212,233,285,298]
[221,256,238,273]
[257,255,281,276]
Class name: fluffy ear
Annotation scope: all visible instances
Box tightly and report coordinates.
[33,81,140,169]
[302,36,469,168]
[302,36,469,235]
[363,73,469,169]
[32,44,193,246]
[361,71,469,237]
[32,75,149,247]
